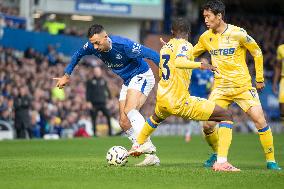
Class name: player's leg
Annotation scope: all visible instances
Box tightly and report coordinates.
[124,90,161,166]
[207,105,239,171]
[245,105,281,170]
[235,88,281,170]
[202,89,232,167]
[122,70,160,166]
[118,85,134,141]
[177,96,239,171]
[129,105,168,157]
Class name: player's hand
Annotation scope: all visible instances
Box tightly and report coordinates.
[160,37,167,45]
[201,63,219,74]
[272,84,278,95]
[256,82,265,91]
[52,74,70,89]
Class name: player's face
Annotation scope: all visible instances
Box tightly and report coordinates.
[203,9,220,30]
[89,31,111,52]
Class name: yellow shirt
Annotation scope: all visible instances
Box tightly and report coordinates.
[157,38,194,112]
[193,24,264,89]
[276,44,284,76]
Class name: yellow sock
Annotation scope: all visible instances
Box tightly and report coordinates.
[258,126,275,162]
[217,121,233,158]
[203,128,218,153]
[137,116,159,145]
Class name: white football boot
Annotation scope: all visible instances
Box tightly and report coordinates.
[129,141,157,157]
[129,141,160,166]
[135,154,160,167]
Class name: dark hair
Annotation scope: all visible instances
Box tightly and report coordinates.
[87,24,105,38]
[202,0,225,18]
[171,17,190,35]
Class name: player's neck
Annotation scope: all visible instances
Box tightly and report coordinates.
[213,22,227,34]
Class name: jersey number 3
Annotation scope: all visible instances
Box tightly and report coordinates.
[162,54,170,80]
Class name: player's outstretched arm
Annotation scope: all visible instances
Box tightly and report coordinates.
[175,56,218,73]
[53,42,93,89]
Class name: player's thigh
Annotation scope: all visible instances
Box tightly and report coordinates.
[124,89,147,113]
[279,78,284,103]
[119,84,146,113]
[178,96,216,121]
[234,87,261,112]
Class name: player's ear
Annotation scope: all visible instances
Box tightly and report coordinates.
[217,13,222,20]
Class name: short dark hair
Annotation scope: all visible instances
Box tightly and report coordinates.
[87,24,105,38]
[171,17,190,35]
[202,0,225,18]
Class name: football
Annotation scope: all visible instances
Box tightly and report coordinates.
[106,146,129,166]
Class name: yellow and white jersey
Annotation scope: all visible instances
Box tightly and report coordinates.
[157,38,193,112]
[276,44,284,76]
[193,24,264,89]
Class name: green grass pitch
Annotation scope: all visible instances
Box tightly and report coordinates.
[0,134,283,189]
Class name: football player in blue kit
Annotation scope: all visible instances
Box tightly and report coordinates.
[53,24,160,166]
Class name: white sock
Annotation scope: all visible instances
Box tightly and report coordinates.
[127,109,150,142]
[125,127,136,144]
[217,156,227,163]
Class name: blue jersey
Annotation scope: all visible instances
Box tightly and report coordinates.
[64,35,160,85]
[189,69,213,98]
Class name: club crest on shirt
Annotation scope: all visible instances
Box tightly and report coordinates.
[83,42,88,49]
[116,53,122,59]
[246,35,252,43]
[132,43,141,53]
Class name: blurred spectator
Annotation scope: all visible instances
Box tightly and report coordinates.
[0,15,5,39]
[86,66,112,136]
[13,86,32,138]
[43,16,66,35]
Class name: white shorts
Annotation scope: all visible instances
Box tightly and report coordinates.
[119,69,155,101]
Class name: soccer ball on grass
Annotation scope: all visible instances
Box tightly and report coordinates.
[106,146,129,166]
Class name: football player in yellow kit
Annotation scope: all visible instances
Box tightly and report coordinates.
[273,44,284,125]
[129,18,240,171]
[193,0,281,170]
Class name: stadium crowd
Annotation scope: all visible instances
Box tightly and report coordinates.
[0,45,123,138]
